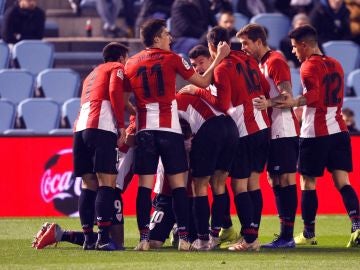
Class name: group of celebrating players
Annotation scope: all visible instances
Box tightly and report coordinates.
[32,18,360,252]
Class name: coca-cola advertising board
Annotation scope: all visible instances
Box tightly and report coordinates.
[0,135,359,217]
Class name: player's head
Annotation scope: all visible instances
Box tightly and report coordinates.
[140,19,171,51]
[236,23,267,59]
[188,45,212,75]
[292,13,310,29]
[19,0,37,10]
[102,42,129,63]
[207,26,230,58]
[218,11,235,31]
[288,24,318,62]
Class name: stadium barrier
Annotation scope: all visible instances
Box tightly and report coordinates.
[0,135,359,217]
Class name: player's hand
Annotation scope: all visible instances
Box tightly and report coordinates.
[125,133,135,147]
[217,41,230,60]
[274,91,296,108]
[117,128,126,147]
[178,84,196,95]
[253,95,268,110]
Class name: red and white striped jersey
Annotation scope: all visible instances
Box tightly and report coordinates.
[125,48,195,134]
[195,50,270,137]
[176,94,223,134]
[300,55,347,138]
[259,50,300,139]
[115,116,136,192]
[74,62,127,134]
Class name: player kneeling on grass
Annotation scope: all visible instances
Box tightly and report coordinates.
[32,118,136,250]
[148,154,198,250]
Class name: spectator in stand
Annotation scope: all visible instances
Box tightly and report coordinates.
[199,11,237,46]
[2,0,45,44]
[309,0,351,46]
[236,0,274,18]
[68,0,81,15]
[96,0,127,38]
[134,0,174,38]
[345,0,360,45]
[342,108,360,133]
[274,0,314,18]
[171,0,217,55]
[280,12,311,68]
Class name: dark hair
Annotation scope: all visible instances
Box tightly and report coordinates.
[207,26,230,47]
[342,108,355,117]
[288,24,317,43]
[140,19,166,47]
[102,42,129,63]
[218,10,234,19]
[188,45,211,59]
[236,23,267,46]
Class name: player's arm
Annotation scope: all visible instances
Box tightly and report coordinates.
[109,68,125,129]
[254,80,292,110]
[187,42,230,88]
[276,65,318,108]
[254,58,292,110]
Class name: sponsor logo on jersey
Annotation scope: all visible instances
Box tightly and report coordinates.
[182,58,191,70]
[117,69,124,80]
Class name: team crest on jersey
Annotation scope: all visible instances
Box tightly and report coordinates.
[182,58,191,70]
[117,69,124,80]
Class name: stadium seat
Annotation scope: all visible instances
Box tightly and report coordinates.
[62,97,80,128]
[0,41,9,69]
[290,68,302,96]
[36,69,80,104]
[250,13,291,49]
[233,13,248,30]
[12,40,54,75]
[322,41,360,78]
[343,97,360,129]
[346,69,360,97]
[166,18,171,31]
[0,99,15,133]
[17,98,60,133]
[0,0,5,14]
[48,129,73,135]
[0,69,34,104]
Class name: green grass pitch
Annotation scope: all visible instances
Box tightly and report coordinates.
[0,215,359,270]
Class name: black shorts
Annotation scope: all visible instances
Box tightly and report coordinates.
[230,128,270,179]
[73,129,118,177]
[299,132,353,177]
[149,194,175,242]
[190,115,238,177]
[267,136,299,175]
[134,130,188,175]
[112,188,124,225]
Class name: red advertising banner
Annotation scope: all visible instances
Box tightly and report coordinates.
[0,135,359,217]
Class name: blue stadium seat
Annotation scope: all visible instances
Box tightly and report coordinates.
[0,0,5,14]
[233,13,248,30]
[17,98,60,133]
[343,97,360,129]
[322,41,360,78]
[347,69,360,96]
[12,40,54,75]
[62,97,80,129]
[250,13,291,49]
[0,69,34,104]
[37,69,80,104]
[290,68,302,96]
[0,41,9,68]
[0,99,15,133]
